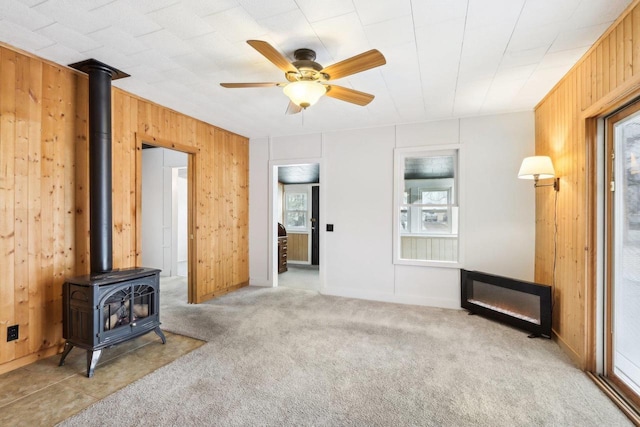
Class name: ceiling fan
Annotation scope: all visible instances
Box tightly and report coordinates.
[220,40,386,114]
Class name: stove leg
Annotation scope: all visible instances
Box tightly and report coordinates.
[58,342,74,366]
[154,327,166,344]
[86,349,103,378]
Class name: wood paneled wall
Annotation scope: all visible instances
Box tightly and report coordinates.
[287,233,309,262]
[535,0,640,368]
[0,43,249,373]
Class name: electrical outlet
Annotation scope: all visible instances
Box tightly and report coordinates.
[7,325,18,342]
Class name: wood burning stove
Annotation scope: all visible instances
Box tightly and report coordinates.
[60,268,165,377]
[59,59,166,377]
[461,269,552,338]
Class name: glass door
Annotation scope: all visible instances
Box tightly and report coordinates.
[605,103,640,408]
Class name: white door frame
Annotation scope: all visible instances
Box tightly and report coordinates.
[269,158,323,289]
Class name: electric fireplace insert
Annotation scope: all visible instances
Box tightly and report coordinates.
[461,269,552,338]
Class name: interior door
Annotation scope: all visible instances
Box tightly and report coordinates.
[605,102,640,408]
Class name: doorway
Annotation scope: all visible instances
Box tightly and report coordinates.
[273,163,320,291]
[138,136,196,303]
[603,102,640,408]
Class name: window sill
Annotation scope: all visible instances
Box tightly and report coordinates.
[394,259,461,268]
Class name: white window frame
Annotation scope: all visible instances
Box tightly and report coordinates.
[283,184,311,232]
[393,145,463,268]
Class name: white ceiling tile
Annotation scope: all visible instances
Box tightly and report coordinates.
[494,64,536,82]
[137,29,196,58]
[363,15,415,49]
[396,97,427,121]
[415,18,465,64]
[549,23,611,53]
[185,33,246,62]
[257,10,323,57]
[129,0,181,15]
[353,0,411,26]
[202,6,267,43]
[88,27,147,56]
[31,1,108,35]
[518,66,573,99]
[0,19,55,51]
[36,23,102,53]
[507,22,561,52]
[482,78,527,109]
[238,0,298,21]
[311,13,370,61]
[18,0,51,6]
[35,43,86,65]
[296,0,355,23]
[80,45,138,71]
[412,0,468,28]
[147,3,214,40]
[172,51,221,75]
[453,77,492,115]
[90,0,163,37]
[344,71,387,94]
[516,0,580,29]
[500,47,548,69]
[465,0,525,30]
[537,47,587,70]
[2,0,54,30]
[181,0,238,17]
[565,0,631,30]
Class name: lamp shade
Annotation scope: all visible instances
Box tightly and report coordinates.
[518,156,555,180]
[283,81,326,108]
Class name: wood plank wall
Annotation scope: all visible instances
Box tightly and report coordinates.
[535,0,640,368]
[0,43,249,373]
[287,233,309,262]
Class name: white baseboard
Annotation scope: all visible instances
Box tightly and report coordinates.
[321,286,461,310]
[249,279,274,287]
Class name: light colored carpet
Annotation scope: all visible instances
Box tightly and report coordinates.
[277,264,320,291]
[59,278,631,426]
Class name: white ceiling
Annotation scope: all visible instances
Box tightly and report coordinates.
[0,0,632,139]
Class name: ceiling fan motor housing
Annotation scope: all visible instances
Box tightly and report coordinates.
[287,48,325,82]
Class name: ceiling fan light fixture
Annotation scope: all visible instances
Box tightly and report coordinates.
[283,81,326,108]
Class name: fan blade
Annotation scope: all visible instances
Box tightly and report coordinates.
[321,49,386,80]
[247,40,298,74]
[325,85,375,106]
[285,101,303,115]
[220,82,282,88]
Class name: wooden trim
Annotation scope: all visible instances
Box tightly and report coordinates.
[587,372,640,425]
[585,117,598,372]
[188,155,197,304]
[553,328,585,369]
[601,100,640,409]
[135,133,198,304]
[195,281,249,304]
[0,346,61,376]
[136,133,199,154]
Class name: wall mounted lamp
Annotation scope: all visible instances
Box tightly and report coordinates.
[518,156,560,191]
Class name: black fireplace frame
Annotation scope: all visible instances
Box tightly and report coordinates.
[461,269,552,338]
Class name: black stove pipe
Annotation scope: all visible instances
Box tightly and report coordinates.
[69,59,129,274]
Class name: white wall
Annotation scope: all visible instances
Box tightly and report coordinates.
[141,147,188,276]
[249,111,535,309]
